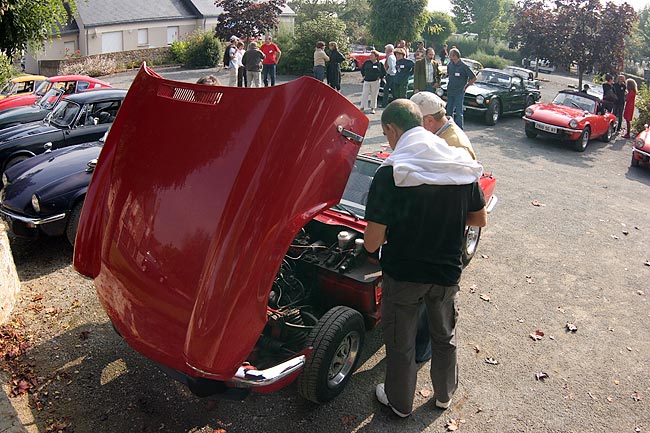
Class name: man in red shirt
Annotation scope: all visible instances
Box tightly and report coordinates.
[261,35,281,87]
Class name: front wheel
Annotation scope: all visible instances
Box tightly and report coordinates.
[298,306,365,403]
[462,226,481,267]
[66,201,84,246]
[602,123,614,142]
[574,126,590,152]
[485,99,500,125]
[525,126,538,139]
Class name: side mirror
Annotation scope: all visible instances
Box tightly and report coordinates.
[43,142,53,153]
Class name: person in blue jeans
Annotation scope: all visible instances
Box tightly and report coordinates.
[445,48,476,130]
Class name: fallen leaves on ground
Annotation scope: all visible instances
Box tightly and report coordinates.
[473,345,480,353]
[212,430,227,433]
[479,293,490,302]
[45,418,70,433]
[446,418,465,431]
[622,230,629,235]
[79,331,91,340]
[529,330,545,341]
[481,254,489,259]
[485,357,499,365]
[531,200,545,207]
[0,324,30,360]
[644,261,650,267]
[535,372,549,381]
[637,290,645,296]
[611,234,619,240]
[340,415,356,427]
[420,388,432,397]
[566,322,578,332]
[469,284,477,293]
[632,391,641,401]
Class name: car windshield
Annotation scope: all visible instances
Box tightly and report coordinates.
[35,80,51,96]
[335,158,380,219]
[49,100,81,127]
[0,81,17,96]
[477,70,511,87]
[553,93,596,113]
[37,88,64,110]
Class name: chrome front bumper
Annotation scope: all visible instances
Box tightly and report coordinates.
[0,206,66,228]
[487,195,498,213]
[522,117,582,134]
[633,147,650,158]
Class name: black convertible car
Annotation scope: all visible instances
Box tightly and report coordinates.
[0,134,104,245]
[0,88,126,173]
[0,86,66,130]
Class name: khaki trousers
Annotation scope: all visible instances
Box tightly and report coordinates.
[381,272,459,414]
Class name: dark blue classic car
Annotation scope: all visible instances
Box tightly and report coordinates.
[0,86,66,130]
[0,134,104,245]
[0,88,126,173]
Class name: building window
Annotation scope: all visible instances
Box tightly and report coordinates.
[167,26,179,45]
[138,29,148,46]
[102,31,123,54]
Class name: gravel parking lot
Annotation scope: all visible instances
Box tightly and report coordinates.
[2,67,649,433]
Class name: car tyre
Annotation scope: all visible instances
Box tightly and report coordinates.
[485,99,500,126]
[525,126,538,139]
[602,123,614,142]
[631,153,640,167]
[351,60,359,72]
[574,126,590,152]
[524,96,535,113]
[66,201,84,246]
[298,306,365,404]
[4,155,29,173]
[462,225,481,268]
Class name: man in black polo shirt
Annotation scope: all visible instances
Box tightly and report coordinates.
[364,99,486,417]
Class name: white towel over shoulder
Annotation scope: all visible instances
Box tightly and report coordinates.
[382,126,483,187]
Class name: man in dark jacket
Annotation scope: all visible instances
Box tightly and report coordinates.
[414,48,441,94]
[241,42,265,88]
[614,74,627,132]
[393,48,414,99]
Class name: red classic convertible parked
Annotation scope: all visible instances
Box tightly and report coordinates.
[523,90,617,152]
[631,125,650,168]
[73,64,496,403]
[0,75,111,112]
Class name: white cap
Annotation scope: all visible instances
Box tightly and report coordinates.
[230,35,238,42]
[410,91,446,116]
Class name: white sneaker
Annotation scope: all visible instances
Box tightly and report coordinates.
[371,109,376,114]
[375,383,411,418]
[435,398,452,409]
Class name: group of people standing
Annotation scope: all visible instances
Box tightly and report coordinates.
[602,73,637,138]
[312,41,348,92]
[224,35,282,88]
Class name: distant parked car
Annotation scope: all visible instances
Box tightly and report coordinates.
[523,90,616,152]
[0,75,47,100]
[522,58,556,74]
[0,75,111,113]
[439,68,541,125]
[0,134,105,245]
[436,58,484,100]
[502,66,540,89]
[631,125,650,168]
[0,88,126,173]
[0,86,67,130]
[348,50,387,71]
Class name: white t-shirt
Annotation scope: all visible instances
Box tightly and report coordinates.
[234,48,244,68]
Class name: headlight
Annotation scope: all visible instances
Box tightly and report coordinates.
[436,87,444,97]
[1,173,7,188]
[31,194,40,213]
[569,119,578,128]
[525,107,533,117]
[476,95,485,105]
[635,138,645,149]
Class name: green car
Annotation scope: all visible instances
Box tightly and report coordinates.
[462,68,541,126]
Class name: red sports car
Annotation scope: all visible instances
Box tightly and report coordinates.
[73,64,496,404]
[349,50,387,71]
[523,90,617,152]
[631,125,650,168]
[0,75,112,112]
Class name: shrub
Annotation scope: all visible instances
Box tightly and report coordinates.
[283,13,349,76]
[632,82,650,133]
[471,50,507,69]
[445,36,480,57]
[496,46,521,64]
[275,28,298,76]
[176,30,222,68]
[59,55,119,77]
[0,53,15,86]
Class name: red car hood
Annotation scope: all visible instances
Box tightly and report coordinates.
[529,103,589,126]
[73,64,368,380]
[0,93,37,111]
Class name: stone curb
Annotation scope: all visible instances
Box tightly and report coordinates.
[0,223,20,324]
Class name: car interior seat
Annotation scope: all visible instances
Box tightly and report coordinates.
[98,112,111,124]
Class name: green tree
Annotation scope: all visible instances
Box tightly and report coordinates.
[451,0,507,43]
[0,0,76,58]
[368,0,427,46]
[280,13,348,75]
[421,11,456,49]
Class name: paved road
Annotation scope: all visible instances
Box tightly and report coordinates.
[4,67,649,433]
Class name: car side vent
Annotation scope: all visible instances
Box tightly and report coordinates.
[157,83,223,105]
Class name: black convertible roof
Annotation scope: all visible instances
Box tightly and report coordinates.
[558,89,602,103]
[63,89,128,103]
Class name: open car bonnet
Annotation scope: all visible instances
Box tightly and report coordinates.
[73,64,368,380]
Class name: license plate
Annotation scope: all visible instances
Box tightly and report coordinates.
[535,123,557,133]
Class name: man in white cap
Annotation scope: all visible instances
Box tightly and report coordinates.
[411,91,476,160]
[227,36,239,86]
